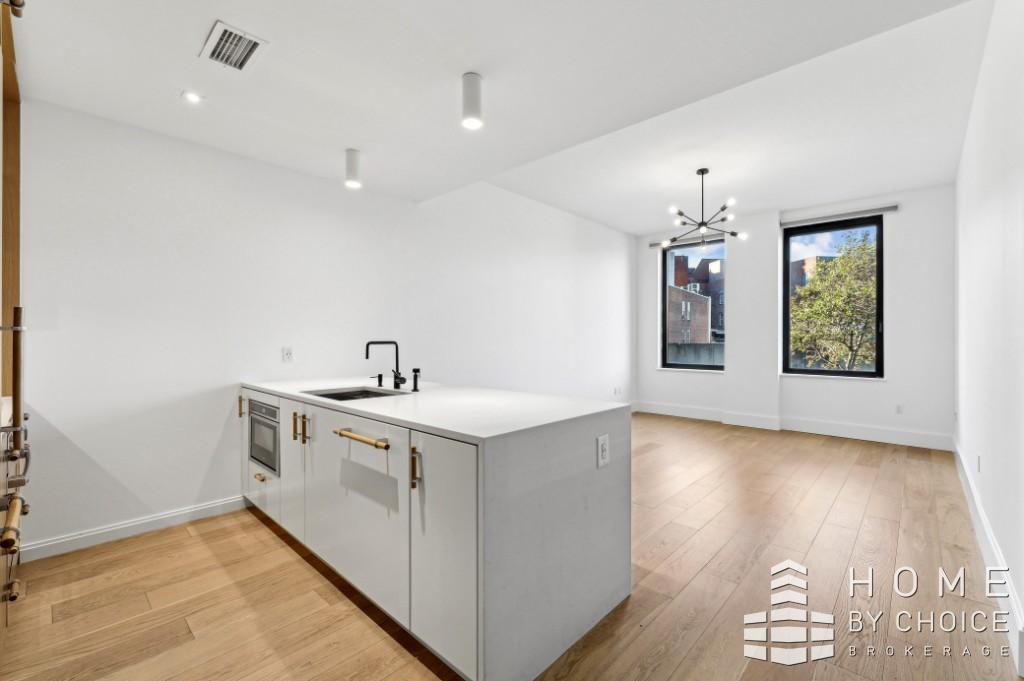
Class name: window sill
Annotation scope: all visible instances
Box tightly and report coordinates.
[657,367,725,374]
[780,372,886,382]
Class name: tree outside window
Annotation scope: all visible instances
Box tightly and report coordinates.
[783,218,883,377]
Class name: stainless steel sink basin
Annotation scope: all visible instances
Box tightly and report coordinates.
[303,387,403,402]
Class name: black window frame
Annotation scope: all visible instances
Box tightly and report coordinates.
[782,215,884,378]
[660,238,725,371]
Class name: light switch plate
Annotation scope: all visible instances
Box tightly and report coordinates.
[281,346,294,362]
[596,434,610,468]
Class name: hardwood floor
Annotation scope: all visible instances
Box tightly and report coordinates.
[1,413,1016,680]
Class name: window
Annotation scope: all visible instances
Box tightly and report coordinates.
[782,216,883,377]
[661,239,725,370]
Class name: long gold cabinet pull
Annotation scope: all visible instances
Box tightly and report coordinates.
[292,412,299,441]
[238,395,244,418]
[332,428,389,450]
[301,415,310,445]
[410,447,421,489]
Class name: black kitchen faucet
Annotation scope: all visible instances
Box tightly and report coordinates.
[365,340,406,390]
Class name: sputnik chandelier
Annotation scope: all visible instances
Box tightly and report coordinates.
[653,168,747,249]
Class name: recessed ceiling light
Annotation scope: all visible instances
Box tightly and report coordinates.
[181,90,203,105]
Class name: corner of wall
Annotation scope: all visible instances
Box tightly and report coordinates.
[953,437,1024,674]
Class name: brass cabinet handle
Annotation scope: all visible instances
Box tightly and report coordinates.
[292,412,299,441]
[301,415,310,445]
[410,447,420,489]
[238,395,244,418]
[1,495,26,553]
[3,579,22,602]
[254,472,266,482]
[332,428,389,450]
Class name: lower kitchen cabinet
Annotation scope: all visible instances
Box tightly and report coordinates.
[305,405,411,627]
[278,398,306,541]
[238,384,630,681]
[240,388,282,523]
[246,459,280,522]
[239,394,481,679]
[410,431,478,679]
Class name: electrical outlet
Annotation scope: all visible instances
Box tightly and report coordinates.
[895,404,903,415]
[281,346,294,363]
[612,387,623,397]
[596,434,610,469]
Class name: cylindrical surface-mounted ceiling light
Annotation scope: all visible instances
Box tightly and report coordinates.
[345,148,362,190]
[461,72,483,130]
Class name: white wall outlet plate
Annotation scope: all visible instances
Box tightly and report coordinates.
[281,346,293,362]
[596,434,610,468]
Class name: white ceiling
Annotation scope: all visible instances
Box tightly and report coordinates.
[493,1,993,234]
[13,0,975,202]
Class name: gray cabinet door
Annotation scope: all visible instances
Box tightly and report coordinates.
[410,431,478,680]
[278,399,305,541]
[305,405,410,626]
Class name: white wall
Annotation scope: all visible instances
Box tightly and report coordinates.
[954,0,1024,669]
[635,184,956,449]
[399,183,634,400]
[20,101,633,556]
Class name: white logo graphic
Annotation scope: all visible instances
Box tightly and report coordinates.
[743,559,835,666]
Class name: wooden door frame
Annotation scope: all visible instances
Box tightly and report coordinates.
[1,3,18,397]
[0,2,18,644]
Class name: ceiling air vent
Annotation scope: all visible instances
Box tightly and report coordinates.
[199,21,267,71]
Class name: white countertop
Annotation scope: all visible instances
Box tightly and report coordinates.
[242,377,628,443]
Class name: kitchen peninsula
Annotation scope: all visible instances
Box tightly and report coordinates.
[238,377,630,681]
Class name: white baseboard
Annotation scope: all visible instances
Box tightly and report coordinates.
[953,438,1024,676]
[634,401,952,449]
[632,401,722,423]
[19,495,247,562]
[780,415,953,450]
[721,410,781,431]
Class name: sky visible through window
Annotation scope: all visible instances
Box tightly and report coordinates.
[788,227,875,262]
[665,241,725,283]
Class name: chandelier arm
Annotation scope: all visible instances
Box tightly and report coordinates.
[706,206,726,223]
[665,227,703,245]
[679,212,700,225]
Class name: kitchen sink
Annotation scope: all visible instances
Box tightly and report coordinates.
[303,387,403,402]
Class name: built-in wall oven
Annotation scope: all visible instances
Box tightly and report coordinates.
[248,400,279,474]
